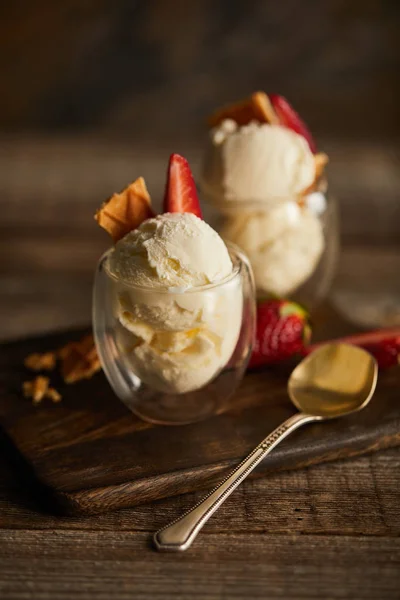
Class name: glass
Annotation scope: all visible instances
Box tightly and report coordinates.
[93,244,256,425]
[203,183,339,310]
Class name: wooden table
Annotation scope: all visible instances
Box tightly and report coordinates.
[1,446,399,599]
[0,136,399,598]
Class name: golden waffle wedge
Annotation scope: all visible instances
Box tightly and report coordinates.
[95,177,155,243]
[301,153,329,197]
[314,152,329,180]
[208,91,279,128]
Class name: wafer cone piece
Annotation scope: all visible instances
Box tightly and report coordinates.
[208,91,279,128]
[301,153,329,197]
[95,177,155,243]
[314,152,329,180]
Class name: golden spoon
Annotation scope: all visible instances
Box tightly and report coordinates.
[154,343,378,552]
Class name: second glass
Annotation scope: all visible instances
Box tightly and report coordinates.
[203,185,339,310]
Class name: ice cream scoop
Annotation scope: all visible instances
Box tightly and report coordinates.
[108,212,242,394]
[109,212,232,289]
[201,120,316,210]
[200,93,330,303]
[220,202,324,297]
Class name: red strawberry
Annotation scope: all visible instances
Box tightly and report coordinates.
[163,153,203,218]
[306,329,400,370]
[269,94,317,154]
[362,339,400,369]
[249,300,311,368]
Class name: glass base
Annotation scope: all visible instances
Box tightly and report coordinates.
[121,369,236,425]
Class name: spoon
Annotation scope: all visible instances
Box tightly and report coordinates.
[154,343,378,552]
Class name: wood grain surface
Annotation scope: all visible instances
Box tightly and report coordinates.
[1,316,400,516]
[1,1,399,143]
[0,447,399,599]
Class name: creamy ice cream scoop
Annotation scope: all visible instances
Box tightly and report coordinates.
[201,120,316,209]
[110,212,232,289]
[108,212,242,394]
[200,114,325,297]
[220,202,324,297]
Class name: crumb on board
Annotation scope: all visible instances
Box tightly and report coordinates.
[59,334,101,384]
[23,376,49,404]
[24,352,56,371]
[23,377,62,405]
[22,334,101,405]
[46,387,62,403]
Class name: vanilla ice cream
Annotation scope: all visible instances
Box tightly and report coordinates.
[108,213,243,393]
[220,202,324,297]
[201,120,316,210]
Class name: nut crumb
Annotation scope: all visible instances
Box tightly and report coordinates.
[24,352,56,372]
[47,388,62,403]
[22,333,101,406]
[23,376,50,404]
[60,334,101,384]
[23,377,62,405]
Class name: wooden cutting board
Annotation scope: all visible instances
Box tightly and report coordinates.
[1,309,399,515]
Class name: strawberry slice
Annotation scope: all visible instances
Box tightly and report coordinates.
[163,153,203,218]
[269,94,317,154]
[305,328,400,370]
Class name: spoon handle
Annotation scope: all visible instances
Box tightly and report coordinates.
[154,412,316,552]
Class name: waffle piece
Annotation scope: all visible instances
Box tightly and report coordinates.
[208,91,279,128]
[95,177,155,242]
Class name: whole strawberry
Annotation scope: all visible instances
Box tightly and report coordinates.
[249,300,311,368]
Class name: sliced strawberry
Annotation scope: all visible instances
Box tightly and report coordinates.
[163,153,202,218]
[362,339,400,369]
[269,94,317,154]
[305,327,400,370]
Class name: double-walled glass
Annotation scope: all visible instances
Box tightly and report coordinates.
[93,244,255,425]
[204,184,339,310]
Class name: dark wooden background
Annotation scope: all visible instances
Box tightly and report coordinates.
[1,0,400,340]
[0,3,399,598]
[2,0,400,141]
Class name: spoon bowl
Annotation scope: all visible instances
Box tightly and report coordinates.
[288,343,378,419]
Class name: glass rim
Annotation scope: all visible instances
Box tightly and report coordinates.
[99,241,246,295]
